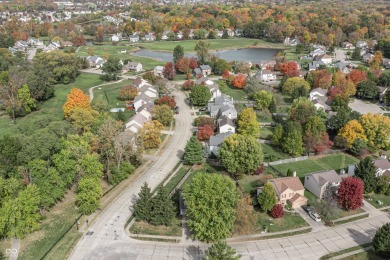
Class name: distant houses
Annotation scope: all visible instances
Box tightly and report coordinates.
[309,88,330,111]
[124,61,143,72]
[86,56,105,68]
[195,77,222,101]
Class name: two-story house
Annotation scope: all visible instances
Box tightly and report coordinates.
[304,170,348,199]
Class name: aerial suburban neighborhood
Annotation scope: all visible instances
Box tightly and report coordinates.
[0,0,390,259]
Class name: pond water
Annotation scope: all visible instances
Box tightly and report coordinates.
[132,48,280,63]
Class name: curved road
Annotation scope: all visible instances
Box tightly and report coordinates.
[70,86,390,260]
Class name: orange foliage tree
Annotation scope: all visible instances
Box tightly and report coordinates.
[231,74,246,89]
[155,96,176,109]
[280,61,298,76]
[347,69,368,85]
[119,85,138,101]
[313,69,332,89]
[63,88,91,118]
[196,125,214,141]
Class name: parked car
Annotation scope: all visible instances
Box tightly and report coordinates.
[175,106,179,114]
[302,205,314,213]
[199,107,207,111]
[309,211,321,222]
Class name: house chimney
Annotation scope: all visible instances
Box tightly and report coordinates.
[340,169,345,175]
[293,171,296,177]
[228,112,231,119]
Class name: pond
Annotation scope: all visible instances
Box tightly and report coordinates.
[132,48,280,63]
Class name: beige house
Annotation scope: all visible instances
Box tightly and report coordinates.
[304,170,348,199]
[260,177,307,209]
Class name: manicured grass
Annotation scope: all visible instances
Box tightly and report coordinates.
[261,144,291,162]
[273,153,359,177]
[77,45,138,59]
[219,83,247,101]
[91,79,132,107]
[364,193,390,209]
[305,190,318,203]
[329,208,365,221]
[332,213,369,225]
[339,249,386,260]
[163,165,191,194]
[259,127,274,140]
[256,111,274,123]
[135,38,283,52]
[237,175,262,195]
[126,54,165,71]
[0,73,103,137]
[319,243,373,260]
[180,163,226,189]
[129,217,182,237]
[43,228,82,260]
[17,192,81,260]
[256,211,309,233]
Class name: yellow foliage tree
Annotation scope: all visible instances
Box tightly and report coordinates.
[140,120,164,149]
[63,88,91,118]
[237,107,260,138]
[337,120,367,147]
[360,113,390,149]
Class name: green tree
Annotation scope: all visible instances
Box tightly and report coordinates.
[282,121,304,156]
[378,71,390,87]
[150,186,175,226]
[133,182,153,222]
[377,176,390,196]
[219,134,263,176]
[272,124,284,146]
[0,135,22,177]
[356,80,379,99]
[237,108,260,138]
[0,185,41,238]
[354,157,377,193]
[182,173,238,242]
[189,85,211,106]
[282,77,310,96]
[331,96,349,112]
[253,90,274,111]
[69,107,99,134]
[195,40,209,64]
[173,45,184,64]
[18,84,36,113]
[222,29,229,39]
[152,104,173,126]
[373,223,390,258]
[351,47,361,60]
[384,89,390,106]
[349,138,367,156]
[204,240,240,260]
[76,176,102,215]
[289,97,317,125]
[101,57,123,81]
[257,182,277,212]
[183,136,203,165]
[303,115,326,142]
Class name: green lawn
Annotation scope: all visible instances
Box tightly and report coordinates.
[163,165,191,194]
[261,143,291,162]
[77,45,138,59]
[259,127,274,140]
[91,79,132,107]
[0,73,103,137]
[17,192,81,260]
[256,111,274,123]
[272,153,359,177]
[219,83,247,101]
[256,211,309,233]
[364,193,390,209]
[329,208,365,221]
[129,217,182,237]
[305,190,317,204]
[126,54,165,71]
[135,38,283,52]
[237,175,262,195]
[340,250,386,260]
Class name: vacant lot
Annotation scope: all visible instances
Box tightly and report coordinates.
[272,153,359,177]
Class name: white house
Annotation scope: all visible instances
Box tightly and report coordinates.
[362,53,374,63]
[257,70,277,82]
[356,41,368,49]
[304,170,348,199]
[129,34,140,42]
[111,34,121,42]
[218,117,235,134]
[208,95,237,119]
[124,61,142,72]
[342,42,354,49]
[320,54,332,64]
[133,93,156,111]
[309,88,327,101]
[154,66,164,77]
[86,56,105,68]
[144,33,156,41]
[195,77,222,101]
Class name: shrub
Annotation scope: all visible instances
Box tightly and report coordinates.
[373,223,390,258]
[270,204,284,218]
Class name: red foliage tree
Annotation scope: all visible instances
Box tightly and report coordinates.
[196,125,214,141]
[285,70,300,77]
[72,35,86,47]
[231,74,246,89]
[155,96,176,109]
[328,86,343,100]
[222,69,230,79]
[347,69,368,85]
[255,163,264,175]
[314,133,334,154]
[338,177,364,211]
[280,61,298,76]
[176,57,191,73]
[189,57,198,69]
[270,204,284,218]
[182,80,195,90]
[162,62,176,80]
[313,69,332,89]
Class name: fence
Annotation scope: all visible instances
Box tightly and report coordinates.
[267,156,309,166]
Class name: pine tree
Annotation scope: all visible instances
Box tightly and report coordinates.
[133,182,153,222]
[373,223,390,257]
[258,182,277,212]
[355,157,377,193]
[272,124,283,146]
[183,136,203,165]
[150,186,176,226]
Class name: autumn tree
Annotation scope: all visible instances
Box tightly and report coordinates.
[288,97,317,125]
[231,74,246,89]
[337,177,364,211]
[183,136,203,165]
[258,182,277,212]
[237,108,260,138]
[152,104,173,126]
[347,69,367,85]
[182,80,194,90]
[337,119,367,148]
[162,62,176,80]
[360,113,390,149]
[369,51,383,69]
[219,134,263,176]
[282,77,310,96]
[63,88,91,118]
[175,57,191,74]
[140,120,164,149]
[355,157,377,193]
[234,193,257,236]
[155,96,176,109]
[189,85,211,106]
[280,61,298,76]
[69,107,99,134]
[197,125,214,141]
[313,69,332,89]
[72,35,86,47]
[270,204,284,219]
[119,85,138,100]
[189,57,198,70]
[182,173,238,242]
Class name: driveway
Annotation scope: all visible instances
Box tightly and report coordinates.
[348,99,383,115]
[295,207,326,232]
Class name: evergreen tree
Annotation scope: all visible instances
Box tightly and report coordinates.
[355,157,377,193]
[257,182,277,212]
[373,223,390,257]
[222,29,229,39]
[133,182,153,222]
[282,121,304,156]
[150,186,175,226]
[173,45,184,64]
[183,136,203,165]
[272,124,283,146]
[204,240,240,260]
